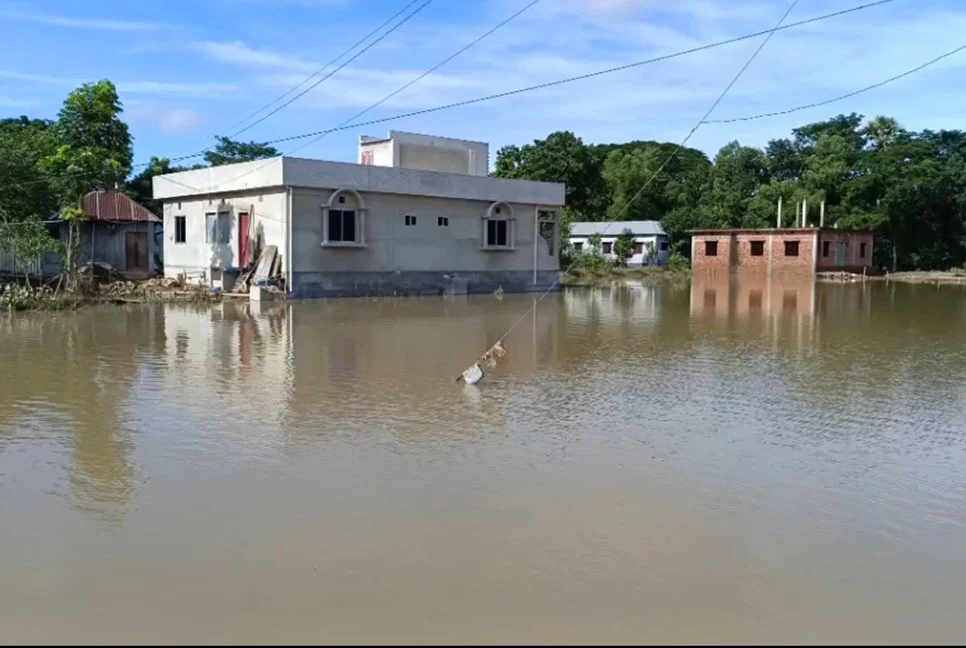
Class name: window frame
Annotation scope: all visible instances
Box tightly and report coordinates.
[481,202,515,251]
[321,189,367,247]
[860,242,867,258]
[437,216,449,227]
[822,240,831,257]
[750,240,765,257]
[784,240,800,257]
[327,209,358,243]
[705,240,719,257]
[174,215,187,244]
[205,211,231,245]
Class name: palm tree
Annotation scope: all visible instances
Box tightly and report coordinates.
[863,116,903,151]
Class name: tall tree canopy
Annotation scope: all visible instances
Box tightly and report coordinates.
[204,136,279,166]
[495,116,966,271]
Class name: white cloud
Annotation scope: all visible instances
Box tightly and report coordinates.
[158,109,202,133]
[0,8,166,31]
[117,81,240,98]
[128,104,203,133]
[193,41,316,72]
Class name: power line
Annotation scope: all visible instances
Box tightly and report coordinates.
[5,0,898,191]
[255,0,897,149]
[167,0,428,162]
[221,0,427,139]
[169,0,544,195]
[172,0,434,164]
[218,0,434,140]
[704,43,966,124]
[458,0,801,381]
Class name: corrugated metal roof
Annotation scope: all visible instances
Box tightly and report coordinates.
[570,220,665,237]
[74,191,160,223]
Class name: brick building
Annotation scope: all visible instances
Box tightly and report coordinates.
[690,228,874,275]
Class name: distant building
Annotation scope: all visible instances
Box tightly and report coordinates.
[0,191,159,279]
[689,227,874,275]
[359,130,489,176]
[569,221,670,266]
[153,155,564,299]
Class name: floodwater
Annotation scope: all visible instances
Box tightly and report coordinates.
[2,276,966,644]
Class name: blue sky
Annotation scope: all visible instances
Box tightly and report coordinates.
[3,0,966,169]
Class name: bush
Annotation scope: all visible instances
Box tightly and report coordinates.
[668,252,691,271]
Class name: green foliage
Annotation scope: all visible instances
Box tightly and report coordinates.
[614,228,634,267]
[494,131,607,218]
[572,233,610,270]
[502,117,966,272]
[125,156,198,216]
[0,218,61,285]
[204,136,279,166]
[668,251,691,271]
[42,80,132,203]
[0,117,58,222]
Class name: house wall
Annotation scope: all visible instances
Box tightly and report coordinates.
[358,139,394,167]
[289,188,559,298]
[73,221,158,274]
[693,231,818,275]
[816,231,874,272]
[692,233,735,272]
[570,234,670,266]
[161,189,287,281]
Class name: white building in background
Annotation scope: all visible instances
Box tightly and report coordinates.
[569,220,671,266]
[358,130,489,176]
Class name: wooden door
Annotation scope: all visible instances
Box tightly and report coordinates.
[126,231,148,272]
[239,212,250,267]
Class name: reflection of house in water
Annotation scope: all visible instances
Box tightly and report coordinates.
[564,284,661,323]
[162,301,292,432]
[690,273,817,351]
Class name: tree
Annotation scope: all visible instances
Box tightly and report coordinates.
[494,131,607,218]
[125,156,201,216]
[39,80,133,290]
[711,141,770,228]
[204,136,279,166]
[863,116,903,151]
[0,217,60,286]
[0,117,58,222]
[614,228,634,267]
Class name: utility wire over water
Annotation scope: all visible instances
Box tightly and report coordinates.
[457,0,802,384]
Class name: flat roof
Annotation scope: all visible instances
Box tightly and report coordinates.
[153,156,564,206]
[689,227,872,235]
[571,220,665,237]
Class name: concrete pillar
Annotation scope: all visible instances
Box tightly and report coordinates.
[777,196,783,228]
[802,199,808,227]
[820,200,825,228]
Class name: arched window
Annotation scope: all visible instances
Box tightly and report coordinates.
[322,188,366,246]
[482,201,514,250]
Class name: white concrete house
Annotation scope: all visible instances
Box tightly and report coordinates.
[359,130,488,176]
[569,220,670,266]
[153,156,564,298]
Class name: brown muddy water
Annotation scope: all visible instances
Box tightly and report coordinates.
[2,276,966,644]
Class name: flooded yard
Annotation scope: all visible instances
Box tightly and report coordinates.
[2,277,966,644]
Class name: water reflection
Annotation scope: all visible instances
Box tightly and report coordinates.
[3,284,966,642]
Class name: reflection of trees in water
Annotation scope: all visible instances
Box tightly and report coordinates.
[0,307,163,524]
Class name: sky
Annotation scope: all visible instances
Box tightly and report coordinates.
[3,0,966,170]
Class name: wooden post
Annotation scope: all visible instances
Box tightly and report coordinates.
[777,196,783,228]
